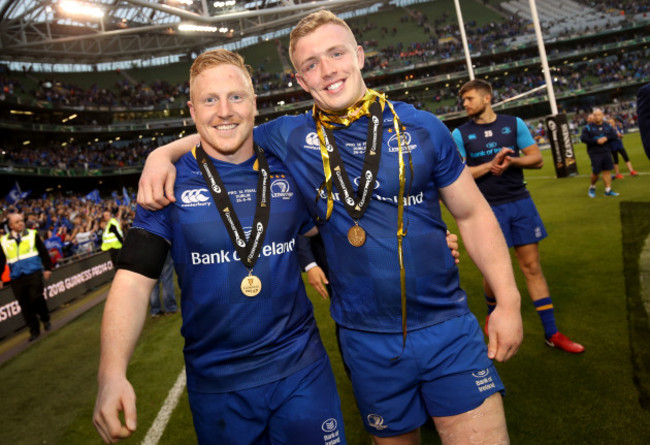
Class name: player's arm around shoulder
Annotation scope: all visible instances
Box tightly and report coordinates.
[439,170,523,362]
[138,133,200,210]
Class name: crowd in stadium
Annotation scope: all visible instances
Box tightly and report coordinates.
[1,1,647,112]
[0,136,174,170]
[0,193,134,266]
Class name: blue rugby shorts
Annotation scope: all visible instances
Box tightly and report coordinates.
[338,313,505,437]
[188,355,345,445]
[491,196,548,248]
[589,150,614,174]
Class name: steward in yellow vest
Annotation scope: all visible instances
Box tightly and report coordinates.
[0,213,52,341]
[101,211,123,265]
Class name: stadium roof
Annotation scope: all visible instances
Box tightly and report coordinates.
[0,0,380,65]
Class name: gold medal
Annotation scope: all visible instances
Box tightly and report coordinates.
[241,273,262,297]
[347,224,366,247]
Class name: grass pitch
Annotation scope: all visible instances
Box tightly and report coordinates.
[1,133,649,444]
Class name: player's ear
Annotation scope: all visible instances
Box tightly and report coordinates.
[295,73,309,93]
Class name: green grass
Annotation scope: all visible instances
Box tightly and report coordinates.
[1,133,649,444]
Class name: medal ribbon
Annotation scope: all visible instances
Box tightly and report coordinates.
[312,89,414,349]
[194,143,271,270]
[320,101,383,222]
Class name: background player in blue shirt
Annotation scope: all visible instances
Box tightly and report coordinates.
[92,49,345,445]
[580,108,620,197]
[452,79,585,355]
[138,11,524,445]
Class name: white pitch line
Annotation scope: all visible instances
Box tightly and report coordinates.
[141,367,187,445]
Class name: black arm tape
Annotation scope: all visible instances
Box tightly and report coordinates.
[117,228,170,279]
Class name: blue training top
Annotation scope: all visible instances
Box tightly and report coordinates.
[132,151,325,393]
[254,100,469,333]
[452,114,535,206]
[580,121,617,155]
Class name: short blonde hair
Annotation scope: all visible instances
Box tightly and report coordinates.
[289,10,355,68]
[189,49,254,97]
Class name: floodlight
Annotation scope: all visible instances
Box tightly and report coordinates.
[178,24,218,32]
[59,1,105,19]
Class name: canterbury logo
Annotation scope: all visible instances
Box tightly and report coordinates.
[181,188,210,204]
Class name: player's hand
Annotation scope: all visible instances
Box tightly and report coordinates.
[43,270,52,281]
[93,375,137,444]
[490,148,514,176]
[597,136,608,145]
[137,151,178,211]
[307,266,329,299]
[445,230,460,264]
[486,304,522,362]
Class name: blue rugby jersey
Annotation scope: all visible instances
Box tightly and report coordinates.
[254,101,469,333]
[132,151,325,393]
[452,115,535,206]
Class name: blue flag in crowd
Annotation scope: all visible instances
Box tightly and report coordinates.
[84,189,102,204]
[44,236,64,256]
[4,181,30,204]
[122,186,131,206]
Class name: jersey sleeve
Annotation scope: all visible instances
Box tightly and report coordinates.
[516,117,536,148]
[131,204,172,243]
[254,118,292,162]
[425,114,466,188]
[451,128,466,158]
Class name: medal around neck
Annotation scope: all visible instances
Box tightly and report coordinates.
[194,143,271,297]
[347,224,366,247]
[241,272,262,297]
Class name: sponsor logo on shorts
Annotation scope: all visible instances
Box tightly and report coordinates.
[321,418,341,444]
[473,368,496,393]
[472,369,490,378]
[322,418,338,432]
[180,188,211,207]
[367,414,388,431]
[535,226,542,238]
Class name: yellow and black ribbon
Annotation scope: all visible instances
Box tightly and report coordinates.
[312,89,414,349]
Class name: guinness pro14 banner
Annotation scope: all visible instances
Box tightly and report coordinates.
[545,113,578,178]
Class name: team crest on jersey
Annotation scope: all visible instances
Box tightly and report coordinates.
[501,126,512,135]
[388,131,417,153]
[484,130,493,138]
[304,132,321,150]
[180,188,211,207]
[271,177,294,200]
[367,414,388,430]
